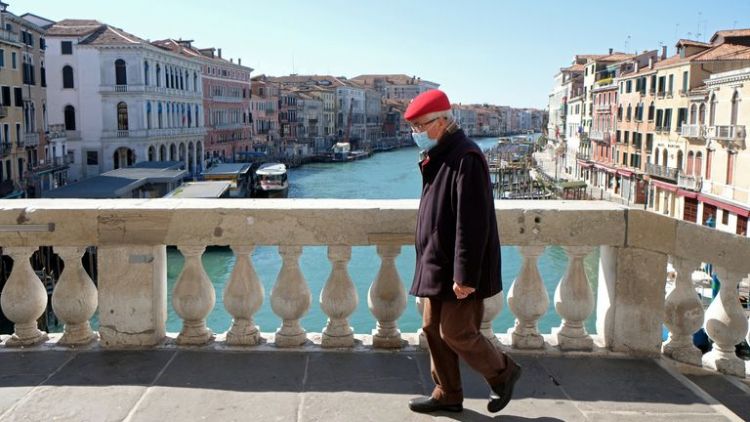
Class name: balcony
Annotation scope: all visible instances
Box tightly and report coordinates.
[680,124,706,140]
[102,127,207,140]
[99,85,203,99]
[0,142,11,157]
[677,173,702,192]
[0,200,748,420]
[595,104,611,112]
[646,163,680,182]
[23,133,40,147]
[713,125,746,150]
[0,29,19,44]
[702,180,750,205]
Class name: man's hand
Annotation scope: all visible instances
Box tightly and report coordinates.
[453,282,475,299]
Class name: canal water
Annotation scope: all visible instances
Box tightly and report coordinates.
[163,135,600,335]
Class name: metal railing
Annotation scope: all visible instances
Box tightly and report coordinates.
[646,163,680,182]
[677,173,702,192]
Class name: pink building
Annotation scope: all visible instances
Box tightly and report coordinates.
[153,40,253,163]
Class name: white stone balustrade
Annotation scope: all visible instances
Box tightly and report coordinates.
[51,246,98,346]
[553,246,595,350]
[507,245,548,349]
[662,257,704,365]
[0,199,748,379]
[320,245,357,347]
[368,244,407,348]
[271,245,311,347]
[224,244,264,346]
[702,268,749,377]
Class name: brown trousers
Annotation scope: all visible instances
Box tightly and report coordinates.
[422,296,512,404]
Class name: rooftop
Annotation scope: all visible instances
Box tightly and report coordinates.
[42,165,187,198]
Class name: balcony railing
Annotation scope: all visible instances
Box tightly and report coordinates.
[702,180,750,205]
[0,29,19,44]
[0,142,11,157]
[712,125,746,149]
[99,85,203,98]
[103,127,207,139]
[23,133,40,147]
[680,124,706,139]
[0,200,748,379]
[677,173,702,192]
[646,163,679,182]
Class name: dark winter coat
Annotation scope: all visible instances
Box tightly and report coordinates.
[410,129,502,300]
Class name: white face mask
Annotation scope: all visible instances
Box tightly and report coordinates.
[412,131,437,152]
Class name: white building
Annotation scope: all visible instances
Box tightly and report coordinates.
[547,72,567,142]
[350,74,439,101]
[45,19,206,181]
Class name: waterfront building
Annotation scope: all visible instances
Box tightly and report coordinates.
[364,87,382,144]
[350,74,438,101]
[152,40,253,164]
[647,32,750,221]
[249,74,280,155]
[294,90,324,154]
[44,19,205,180]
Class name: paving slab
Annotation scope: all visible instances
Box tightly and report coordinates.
[538,356,717,415]
[305,352,424,394]
[686,373,750,421]
[0,351,72,415]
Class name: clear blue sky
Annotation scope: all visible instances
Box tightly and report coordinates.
[28,0,750,108]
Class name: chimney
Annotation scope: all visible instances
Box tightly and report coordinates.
[634,61,640,73]
[608,48,613,55]
[238,58,242,66]
[218,48,222,58]
[230,58,234,63]
[661,46,667,59]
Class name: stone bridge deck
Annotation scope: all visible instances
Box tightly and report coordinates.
[1,347,748,422]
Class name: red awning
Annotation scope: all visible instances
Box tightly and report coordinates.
[593,163,616,173]
[651,179,678,192]
[617,169,634,178]
[577,160,593,168]
[698,194,750,217]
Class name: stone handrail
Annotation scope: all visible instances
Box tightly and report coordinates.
[0,199,748,378]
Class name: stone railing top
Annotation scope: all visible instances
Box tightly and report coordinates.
[0,199,748,272]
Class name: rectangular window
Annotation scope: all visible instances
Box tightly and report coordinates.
[664,109,672,130]
[86,151,98,165]
[656,109,664,127]
[626,80,632,93]
[682,71,688,93]
[668,75,674,95]
[1,86,8,106]
[0,49,4,67]
[40,37,46,50]
[677,108,687,129]
[722,210,729,226]
[738,215,748,236]
[61,41,73,55]
[13,87,22,107]
[11,52,16,69]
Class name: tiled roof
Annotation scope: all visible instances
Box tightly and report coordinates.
[46,19,102,36]
[596,53,636,63]
[351,74,437,86]
[676,39,712,48]
[710,29,750,44]
[79,24,148,45]
[691,42,750,61]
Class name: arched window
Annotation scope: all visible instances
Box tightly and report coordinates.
[64,105,76,130]
[730,91,740,125]
[686,151,694,175]
[648,102,655,121]
[146,102,152,130]
[156,64,161,87]
[654,148,660,165]
[662,149,668,168]
[62,65,74,89]
[626,104,632,121]
[188,105,193,127]
[115,59,127,85]
[179,70,184,90]
[117,102,129,130]
[689,104,697,124]
[144,61,149,85]
[699,103,706,125]
[195,105,199,127]
[695,152,703,177]
[158,103,163,129]
[193,72,198,92]
[677,150,684,171]
[617,105,623,121]
[709,93,717,126]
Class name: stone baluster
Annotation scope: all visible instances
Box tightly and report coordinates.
[173,245,215,345]
[51,246,98,346]
[703,267,749,377]
[223,244,264,346]
[507,245,548,349]
[270,245,311,347]
[320,245,357,347]
[415,297,428,349]
[368,244,407,348]
[481,292,504,348]
[0,247,49,347]
[662,257,704,365]
[553,246,594,350]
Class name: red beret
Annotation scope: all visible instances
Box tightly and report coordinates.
[404,89,451,121]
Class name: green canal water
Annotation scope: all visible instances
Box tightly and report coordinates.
[164,135,600,335]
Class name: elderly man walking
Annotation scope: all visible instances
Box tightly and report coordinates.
[405,90,521,414]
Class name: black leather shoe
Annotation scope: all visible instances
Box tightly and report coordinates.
[488,363,522,413]
[408,396,463,413]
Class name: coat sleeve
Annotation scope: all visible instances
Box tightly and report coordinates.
[453,152,491,288]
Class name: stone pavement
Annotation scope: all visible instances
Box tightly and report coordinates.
[0,349,748,422]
